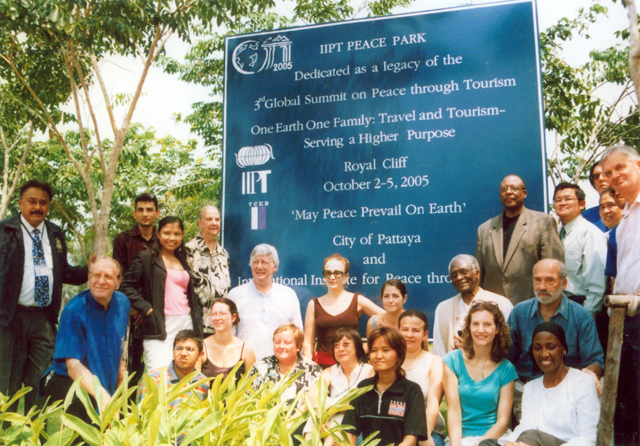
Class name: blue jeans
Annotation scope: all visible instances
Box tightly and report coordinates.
[432,432,445,446]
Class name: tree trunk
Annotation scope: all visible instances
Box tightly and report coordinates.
[628,0,640,105]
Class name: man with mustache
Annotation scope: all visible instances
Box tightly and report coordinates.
[0,180,93,410]
[506,259,604,419]
[476,175,564,306]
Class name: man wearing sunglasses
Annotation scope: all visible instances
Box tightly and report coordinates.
[228,244,303,359]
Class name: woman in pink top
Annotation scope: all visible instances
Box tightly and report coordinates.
[121,216,202,371]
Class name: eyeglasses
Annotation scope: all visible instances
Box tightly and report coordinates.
[449,268,475,280]
[211,312,231,318]
[553,197,577,204]
[591,173,603,180]
[500,185,525,193]
[174,346,197,353]
[89,273,118,282]
[323,270,345,278]
[471,300,499,307]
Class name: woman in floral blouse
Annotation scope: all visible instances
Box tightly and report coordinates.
[185,205,231,334]
[251,323,322,406]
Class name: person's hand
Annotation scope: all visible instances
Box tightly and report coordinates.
[100,393,111,415]
[132,312,145,326]
[453,334,463,349]
[146,308,153,316]
[88,253,97,270]
[420,436,436,446]
[581,368,602,396]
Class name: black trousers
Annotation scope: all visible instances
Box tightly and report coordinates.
[127,319,145,402]
[0,306,55,411]
[40,372,98,425]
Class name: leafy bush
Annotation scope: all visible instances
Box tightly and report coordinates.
[0,367,374,446]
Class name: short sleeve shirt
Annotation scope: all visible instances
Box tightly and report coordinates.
[443,349,518,437]
[51,289,130,394]
[507,295,604,383]
[343,375,428,445]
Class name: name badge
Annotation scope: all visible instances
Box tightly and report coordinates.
[388,400,406,417]
[34,265,50,277]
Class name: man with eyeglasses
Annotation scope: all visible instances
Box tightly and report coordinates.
[507,259,604,420]
[553,182,607,315]
[228,244,302,359]
[40,257,130,424]
[138,329,209,407]
[476,175,564,305]
[433,254,513,357]
[581,162,609,232]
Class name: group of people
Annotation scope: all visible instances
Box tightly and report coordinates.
[0,144,639,446]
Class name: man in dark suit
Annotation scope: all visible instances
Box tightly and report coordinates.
[476,174,564,305]
[0,179,93,410]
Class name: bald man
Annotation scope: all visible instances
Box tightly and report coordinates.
[476,175,564,305]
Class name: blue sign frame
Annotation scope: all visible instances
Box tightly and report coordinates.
[222,0,546,328]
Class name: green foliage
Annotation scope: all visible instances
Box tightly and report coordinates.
[0,368,371,446]
[542,4,640,184]
[161,0,416,160]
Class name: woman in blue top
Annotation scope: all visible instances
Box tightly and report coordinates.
[442,301,518,446]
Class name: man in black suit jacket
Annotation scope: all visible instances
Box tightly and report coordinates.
[0,180,92,410]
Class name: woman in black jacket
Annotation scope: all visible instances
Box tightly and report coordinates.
[120,216,203,371]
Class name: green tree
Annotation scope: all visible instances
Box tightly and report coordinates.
[0,0,272,256]
[17,123,220,267]
[163,0,412,159]
[543,4,640,185]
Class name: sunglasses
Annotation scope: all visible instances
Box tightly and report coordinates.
[322,270,345,278]
[471,300,499,307]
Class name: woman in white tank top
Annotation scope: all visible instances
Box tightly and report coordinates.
[400,310,446,446]
[306,327,373,445]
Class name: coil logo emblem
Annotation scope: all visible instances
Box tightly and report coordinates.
[236,144,274,168]
[232,36,292,75]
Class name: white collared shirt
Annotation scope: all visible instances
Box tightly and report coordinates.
[614,195,640,295]
[227,279,303,359]
[559,215,607,313]
[19,216,54,306]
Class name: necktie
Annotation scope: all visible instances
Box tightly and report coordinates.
[32,228,49,307]
[559,226,566,241]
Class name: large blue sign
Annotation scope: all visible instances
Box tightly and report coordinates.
[222,0,546,327]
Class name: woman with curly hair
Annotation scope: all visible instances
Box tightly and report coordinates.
[442,301,518,446]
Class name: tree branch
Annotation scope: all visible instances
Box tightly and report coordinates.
[73,52,108,175]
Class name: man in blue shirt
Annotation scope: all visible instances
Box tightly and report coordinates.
[40,257,129,423]
[507,259,604,418]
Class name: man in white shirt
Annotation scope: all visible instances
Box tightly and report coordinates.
[227,244,302,360]
[433,254,513,357]
[601,145,640,446]
[553,183,607,315]
[0,180,93,410]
